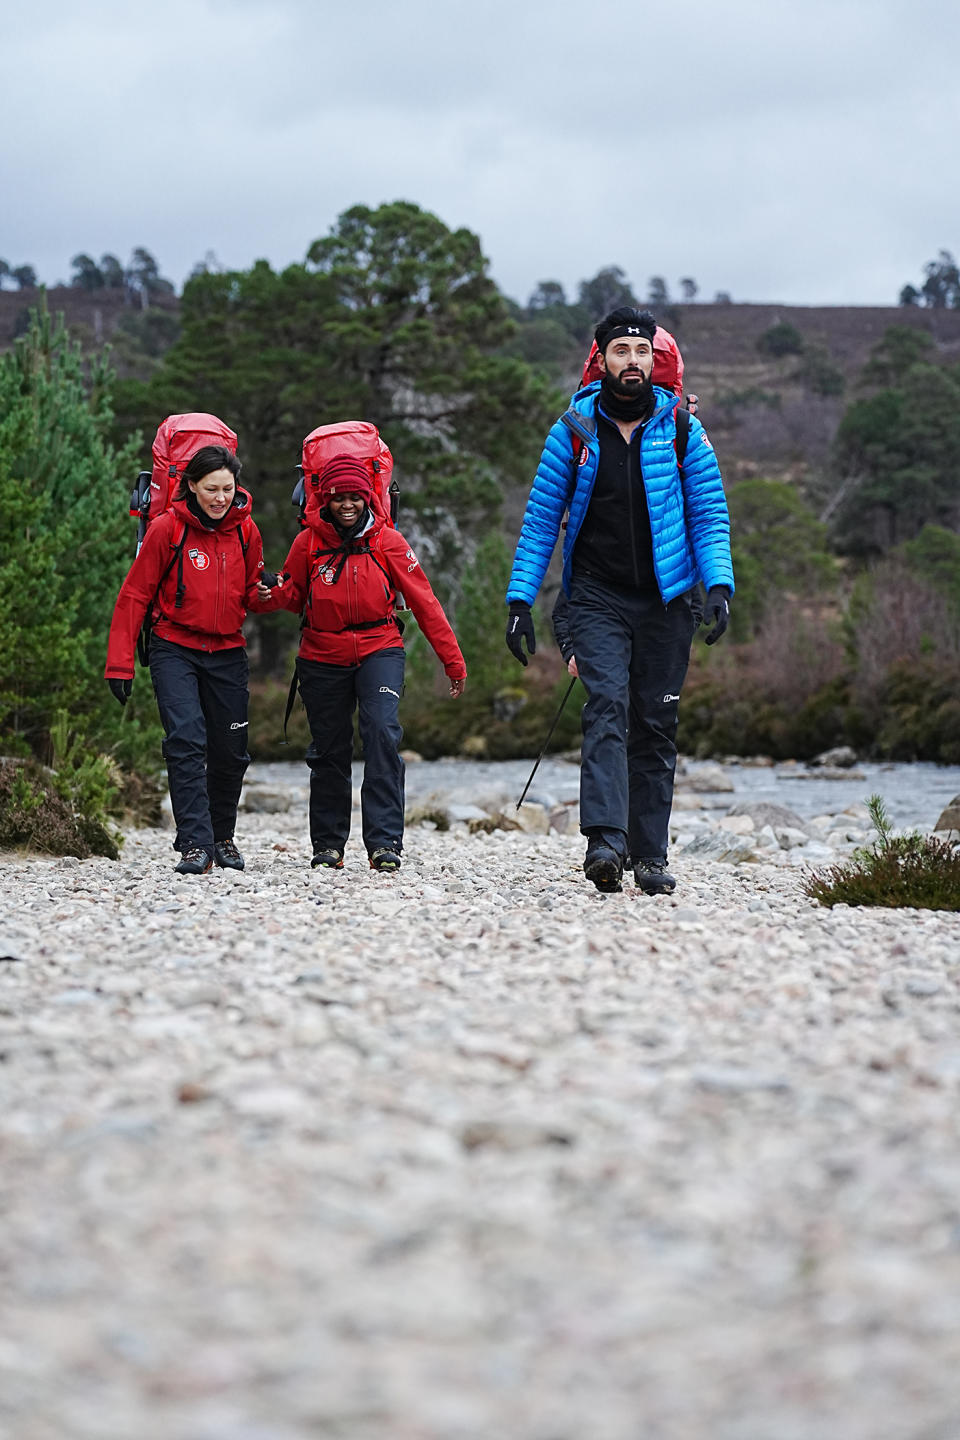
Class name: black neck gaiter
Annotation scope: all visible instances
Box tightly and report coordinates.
[599,374,655,423]
[186,492,230,530]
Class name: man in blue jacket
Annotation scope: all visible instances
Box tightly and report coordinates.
[505,307,734,895]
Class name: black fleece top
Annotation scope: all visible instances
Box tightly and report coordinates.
[572,406,657,593]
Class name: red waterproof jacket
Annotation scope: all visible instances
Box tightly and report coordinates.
[268,509,466,677]
[105,488,268,679]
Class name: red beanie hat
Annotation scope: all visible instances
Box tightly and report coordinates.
[318,455,375,502]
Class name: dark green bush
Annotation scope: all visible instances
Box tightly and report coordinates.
[757,322,805,357]
[805,795,960,910]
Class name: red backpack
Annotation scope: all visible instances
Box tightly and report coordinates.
[127,412,246,666]
[296,420,398,526]
[130,412,239,546]
[581,326,685,396]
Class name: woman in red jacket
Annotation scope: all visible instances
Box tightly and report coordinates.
[105,445,272,875]
[261,455,466,872]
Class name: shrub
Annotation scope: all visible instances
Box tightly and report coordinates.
[757,322,804,358]
[804,795,960,910]
[795,345,845,397]
[0,756,119,859]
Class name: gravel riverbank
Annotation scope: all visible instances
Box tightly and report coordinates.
[2,774,960,1438]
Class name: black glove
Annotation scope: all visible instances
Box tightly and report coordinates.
[703,587,730,645]
[260,570,279,587]
[108,678,133,706]
[505,602,536,666]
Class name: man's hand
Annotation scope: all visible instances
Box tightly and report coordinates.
[567,655,579,678]
[505,602,536,666]
[449,677,466,699]
[108,678,133,707]
[703,587,730,645]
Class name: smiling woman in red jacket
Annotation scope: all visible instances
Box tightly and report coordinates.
[259,455,466,873]
[105,445,272,875]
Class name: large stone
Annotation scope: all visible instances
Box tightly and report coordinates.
[717,814,754,834]
[933,795,960,833]
[513,802,549,835]
[811,745,859,768]
[240,785,294,814]
[679,830,759,863]
[680,763,735,793]
[726,800,812,834]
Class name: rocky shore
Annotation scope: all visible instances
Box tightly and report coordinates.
[2,759,960,1438]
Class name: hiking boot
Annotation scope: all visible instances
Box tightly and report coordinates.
[583,841,623,894]
[369,847,402,873]
[311,848,344,869]
[213,839,245,871]
[175,847,213,875]
[633,858,677,895]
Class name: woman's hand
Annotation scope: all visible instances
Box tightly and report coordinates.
[256,572,282,601]
[449,677,466,699]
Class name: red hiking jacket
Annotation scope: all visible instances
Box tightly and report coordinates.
[267,510,466,677]
[105,488,268,679]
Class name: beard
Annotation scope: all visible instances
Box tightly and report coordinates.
[605,365,653,401]
[599,365,654,420]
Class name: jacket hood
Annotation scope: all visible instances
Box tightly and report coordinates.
[171,484,253,533]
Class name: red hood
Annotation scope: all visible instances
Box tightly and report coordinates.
[170,485,253,533]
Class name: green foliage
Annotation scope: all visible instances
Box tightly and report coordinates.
[901,524,960,613]
[453,532,522,695]
[577,266,636,322]
[874,660,960,763]
[757,322,804,357]
[0,300,162,793]
[804,794,960,910]
[920,250,960,310]
[114,203,561,608]
[0,756,119,859]
[728,479,837,637]
[795,344,845,397]
[832,342,960,554]
[859,325,934,387]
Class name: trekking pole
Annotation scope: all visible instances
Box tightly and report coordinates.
[516,677,577,810]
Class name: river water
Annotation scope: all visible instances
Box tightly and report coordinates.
[251,757,960,833]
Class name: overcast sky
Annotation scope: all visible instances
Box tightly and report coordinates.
[3,0,957,307]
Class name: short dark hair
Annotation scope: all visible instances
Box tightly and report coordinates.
[594,307,657,355]
[176,445,241,498]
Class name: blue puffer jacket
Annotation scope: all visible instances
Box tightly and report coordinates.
[506,383,735,606]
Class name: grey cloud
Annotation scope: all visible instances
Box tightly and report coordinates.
[2,0,957,305]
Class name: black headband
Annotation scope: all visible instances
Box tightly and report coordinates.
[601,321,656,348]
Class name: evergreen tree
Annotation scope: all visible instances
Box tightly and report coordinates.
[115,203,560,630]
[833,357,960,554]
[0,303,145,757]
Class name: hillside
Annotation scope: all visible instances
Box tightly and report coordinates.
[7,287,960,493]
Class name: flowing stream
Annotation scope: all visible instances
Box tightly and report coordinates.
[250,757,960,832]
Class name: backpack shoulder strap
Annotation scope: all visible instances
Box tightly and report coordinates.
[559,408,595,503]
[170,520,189,609]
[674,407,691,468]
[237,515,253,557]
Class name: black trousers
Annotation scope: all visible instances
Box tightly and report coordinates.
[569,573,696,863]
[297,647,406,856]
[150,637,250,854]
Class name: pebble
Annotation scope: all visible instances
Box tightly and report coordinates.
[3,758,960,1440]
